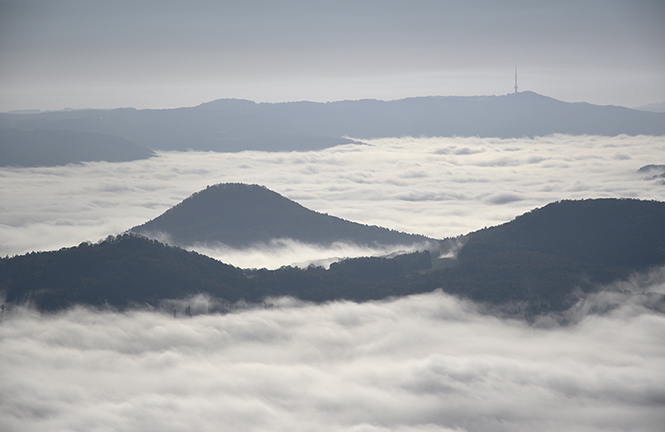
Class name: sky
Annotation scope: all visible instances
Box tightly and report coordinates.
[1,0,665,111]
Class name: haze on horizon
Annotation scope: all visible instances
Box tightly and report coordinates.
[1,0,664,112]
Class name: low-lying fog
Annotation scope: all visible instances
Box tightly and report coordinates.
[2,284,664,432]
[2,134,665,431]
[1,134,664,268]
[189,239,429,270]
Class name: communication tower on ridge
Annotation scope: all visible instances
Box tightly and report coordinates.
[514,65,518,94]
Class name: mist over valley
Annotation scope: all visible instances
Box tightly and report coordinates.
[2,131,665,430]
[3,287,664,432]
[3,1,665,429]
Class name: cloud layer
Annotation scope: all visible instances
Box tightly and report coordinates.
[1,134,664,267]
[2,288,664,432]
[188,239,428,270]
[2,135,664,431]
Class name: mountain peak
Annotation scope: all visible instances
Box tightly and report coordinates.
[131,183,431,248]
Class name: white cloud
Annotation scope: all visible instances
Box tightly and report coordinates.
[1,135,664,268]
[2,128,664,432]
[1,288,663,432]
[188,239,430,270]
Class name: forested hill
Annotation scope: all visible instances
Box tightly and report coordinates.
[0,234,433,312]
[0,235,252,311]
[130,183,432,248]
[424,198,665,312]
[2,92,663,153]
[2,198,665,316]
[459,198,665,270]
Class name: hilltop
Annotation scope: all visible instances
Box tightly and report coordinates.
[130,183,433,248]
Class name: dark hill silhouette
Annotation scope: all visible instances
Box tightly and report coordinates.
[0,235,252,311]
[1,92,663,153]
[459,198,665,269]
[254,199,665,314]
[0,128,154,167]
[130,183,432,248]
[0,234,432,312]
[419,198,665,313]
[2,198,665,316]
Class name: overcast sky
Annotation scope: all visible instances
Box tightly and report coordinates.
[1,0,664,111]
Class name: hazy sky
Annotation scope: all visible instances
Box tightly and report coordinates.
[1,0,664,111]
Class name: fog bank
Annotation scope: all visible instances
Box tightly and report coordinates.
[1,288,664,432]
[1,135,663,268]
[188,239,429,270]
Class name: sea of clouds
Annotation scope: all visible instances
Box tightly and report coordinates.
[1,134,665,431]
[1,134,664,268]
[2,286,664,432]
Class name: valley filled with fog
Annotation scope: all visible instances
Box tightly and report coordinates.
[2,134,664,268]
[2,286,664,432]
[2,134,665,431]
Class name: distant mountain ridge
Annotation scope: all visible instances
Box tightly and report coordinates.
[3,198,665,317]
[0,129,154,167]
[131,183,432,248]
[636,101,665,113]
[1,92,663,154]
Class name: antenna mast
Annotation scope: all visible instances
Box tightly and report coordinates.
[514,65,518,94]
